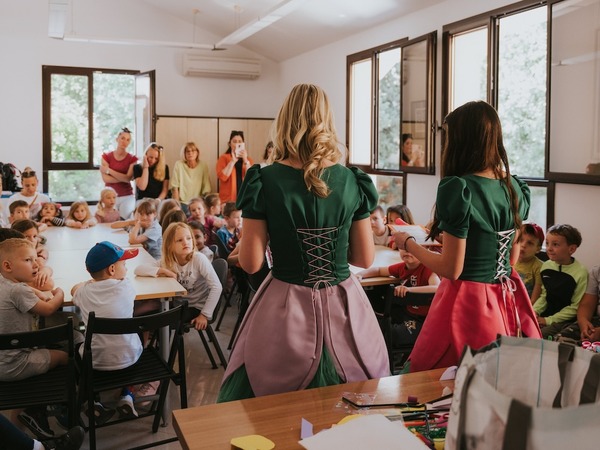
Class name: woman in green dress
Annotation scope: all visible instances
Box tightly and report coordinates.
[394,101,542,372]
[217,84,389,402]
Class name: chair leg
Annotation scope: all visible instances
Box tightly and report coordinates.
[198,330,218,369]
[206,325,228,368]
[152,379,170,433]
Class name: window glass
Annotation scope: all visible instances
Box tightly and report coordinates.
[50,74,89,163]
[349,59,372,165]
[496,7,547,178]
[47,170,105,203]
[450,27,488,109]
[376,48,401,170]
[369,174,403,212]
[527,185,548,232]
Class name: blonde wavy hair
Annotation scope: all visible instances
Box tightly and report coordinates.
[145,143,167,182]
[271,84,341,198]
[161,222,196,271]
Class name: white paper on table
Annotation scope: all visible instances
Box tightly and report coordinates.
[298,414,429,450]
[390,225,440,246]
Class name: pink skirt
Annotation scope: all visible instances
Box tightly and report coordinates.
[409,269,542,372]
[223,273,390,397]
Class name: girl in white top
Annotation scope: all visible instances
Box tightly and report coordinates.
[9,167,50,219]
[134,222,222,330]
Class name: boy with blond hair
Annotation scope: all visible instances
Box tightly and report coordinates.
[533,224,588,339]
[0,238,65,438]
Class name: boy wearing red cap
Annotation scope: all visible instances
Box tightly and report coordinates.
[72,241,141,422]
[515,223,545,303]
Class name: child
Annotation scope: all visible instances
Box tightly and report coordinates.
[358,248,440,346]
[187,197,206,224]
[8,167,50,219]
[189,220,214,262]
[160,209,187,232]
[157,198,181,229]
[533,224,588,339]
[370,206,392,246]
[10,220,54,291]
[216,202,241,253]
[577,265,600,341]
[387,204,415,226]
[203,193,225,244]
[37,201,65,227]
[9,200,31,224]
[128,199,162,259]
[0,238,65,438]
[515,223,544,303]
[95,187,121,224]
[72,241,142,420]
[134,222,222,331]
[65,201,97,229]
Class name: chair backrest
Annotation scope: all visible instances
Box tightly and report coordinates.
[208,244,219,259]
[0,319,73,356]
[211,258,228,288]
[211,230,230,258]
[83,304,187,367]
[382,284,435,316]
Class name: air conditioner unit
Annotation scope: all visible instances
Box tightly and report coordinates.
[183,54,261,79]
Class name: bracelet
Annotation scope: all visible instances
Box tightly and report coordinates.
[403,235,416,250]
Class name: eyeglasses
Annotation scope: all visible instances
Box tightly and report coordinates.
[149,143,164,150]
[121,127,132,134]
[22,170,36,178]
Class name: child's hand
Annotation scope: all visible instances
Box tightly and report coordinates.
[158,268,177,278]
[191,314,208,330]
[394,285,409,297]
[32,287,52,301]
[34,268,50,288]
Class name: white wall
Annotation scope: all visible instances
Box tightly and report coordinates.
[1,0,598,268]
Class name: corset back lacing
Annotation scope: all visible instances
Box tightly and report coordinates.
[495,228,522,337]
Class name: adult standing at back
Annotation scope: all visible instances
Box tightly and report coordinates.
[170,142,211,213]
[216,130,253,203]
[100,127,137,219]
[133,143,170,201]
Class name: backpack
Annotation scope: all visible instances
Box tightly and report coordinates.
[0,162,21,192]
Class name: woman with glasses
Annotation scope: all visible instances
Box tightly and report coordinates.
[133,143,170,201]
[216,130,253,203]
[100,127,138,219]
[170,142,212,213]
[9,167,50,219]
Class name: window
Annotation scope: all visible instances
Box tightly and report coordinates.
[347,32,436,180]
[443,2,554,226]
[42,66,155,202]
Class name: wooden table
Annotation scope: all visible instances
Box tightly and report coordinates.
[350,245,402,287]
[172,368,452,450]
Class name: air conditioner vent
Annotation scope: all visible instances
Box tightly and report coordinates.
[183,54,261,79]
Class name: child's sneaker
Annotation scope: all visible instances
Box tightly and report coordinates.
[41,425,85,450]
[18,406,54,439]
[84,401,115,426]
[116,391,138,419]
[135,380,160,407]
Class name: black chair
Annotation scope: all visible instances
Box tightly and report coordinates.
[375,284,435,374]
[208,244,219,259]
[196,258,229,369]
[0,319,77,430]
[227,261,271,349]
[78,304,188,450]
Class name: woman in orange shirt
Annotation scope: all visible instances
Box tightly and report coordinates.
[216,130,253,203]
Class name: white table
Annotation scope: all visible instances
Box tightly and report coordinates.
[350,245,403,286]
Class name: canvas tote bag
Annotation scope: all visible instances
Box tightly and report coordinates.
[445,336,600,450]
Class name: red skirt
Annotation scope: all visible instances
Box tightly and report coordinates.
[409,270,542,372]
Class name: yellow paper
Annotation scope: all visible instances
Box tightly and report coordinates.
[336,414,362,425]
[230,434,275,450]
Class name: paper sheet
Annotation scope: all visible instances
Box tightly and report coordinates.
[298,414,429,450]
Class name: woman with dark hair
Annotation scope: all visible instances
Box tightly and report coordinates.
[216,130,253,203]
[394,101,542,372]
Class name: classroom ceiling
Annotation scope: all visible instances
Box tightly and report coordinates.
[139,0,446,61]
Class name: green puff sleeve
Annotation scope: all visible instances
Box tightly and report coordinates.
[236,165,265,220]
[512,175,531,223]
[437,176,471,239]
[350,166,379,221]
